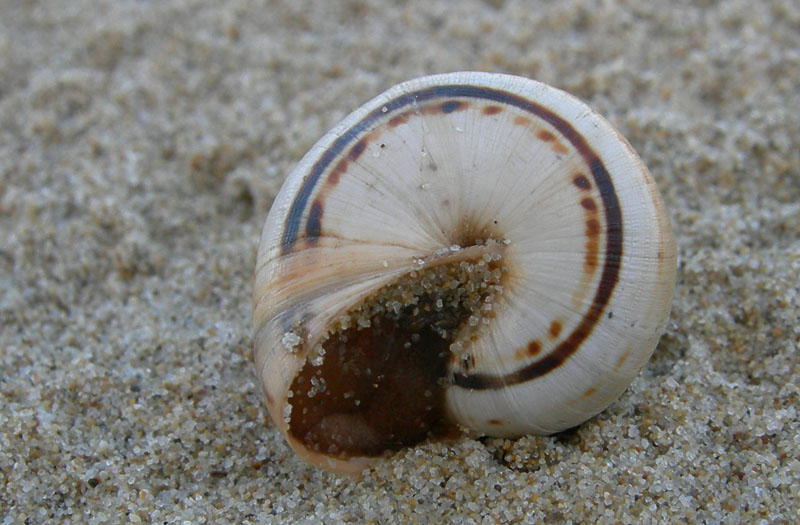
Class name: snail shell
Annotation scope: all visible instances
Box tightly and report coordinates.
[253,72,676,474]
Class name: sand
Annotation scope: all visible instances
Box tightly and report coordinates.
[1,0,798,522]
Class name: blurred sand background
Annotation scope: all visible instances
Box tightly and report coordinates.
[1,0,798,522]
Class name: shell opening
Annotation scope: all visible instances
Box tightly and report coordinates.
[285,241,508,459]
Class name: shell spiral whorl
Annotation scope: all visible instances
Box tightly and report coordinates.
[253,72,677,474]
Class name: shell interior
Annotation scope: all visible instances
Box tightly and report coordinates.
[285,242,508,457]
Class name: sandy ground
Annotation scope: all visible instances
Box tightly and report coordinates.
[1,0,798,522]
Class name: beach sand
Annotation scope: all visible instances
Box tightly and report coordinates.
[1,0,798,522]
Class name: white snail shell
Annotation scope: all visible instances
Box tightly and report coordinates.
[253,72,676,474]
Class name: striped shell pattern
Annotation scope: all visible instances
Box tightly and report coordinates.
[253,72,677,474]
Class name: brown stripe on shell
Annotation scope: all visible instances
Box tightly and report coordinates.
[387,113,410,128]
[349,137,368,161]
[514,339,542,361]
[584,239,599,273]
[573,173,591,191]
[573,195,601,308]
[536,130,556,142]
[535,129,569,154]
[548,320,562,339]
[305,199,324,241]
[513,115,532,127]
[614,346,633,371]
[306,133,377,237]
[327,131,380,187]
[421,100,470,115]
[583,204,601,274]
[482,105,503,115]
[586,218,600,236]
[439,100,468,114]
[328,158,348,185]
